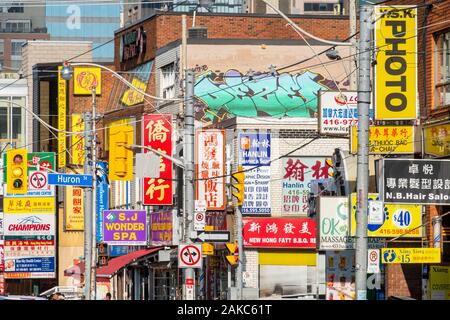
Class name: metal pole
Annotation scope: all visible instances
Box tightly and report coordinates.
[236,205,244,300]
[355,5,372,301]
[183,69,195,300]
[349,0,357,91]
[90,87,97,299]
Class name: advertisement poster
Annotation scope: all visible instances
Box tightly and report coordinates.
[381,248,441,264]
[96,162,109,242]
[151,211,172,245]
[243,218,316,248]
[319,91,359,135]
[195,129,226,210]
[4,214,55,237]
[282,156,331,214]
[3,197,55,214]
[423,123,450,157]
[238,132,271,166]
[381,159,450,205]
[350,193,422,237]
[3,239,55,259]
[326,250,355,300]
[318,197,352,250]
[4,257,55,274]
[351,125,415,154]
[142,114,173,206]
[103,210,147,245]
[429,265,450,300]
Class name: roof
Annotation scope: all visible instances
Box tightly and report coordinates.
[96,247,161,279]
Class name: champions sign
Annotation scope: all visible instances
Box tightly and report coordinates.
[73,67,101,95]
[375,6,418,120]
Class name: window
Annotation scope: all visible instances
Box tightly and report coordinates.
[435,31,450,108]
[160,63,176,99]
[0,40,4,56]
[7,4,25,13]
[11,40,25,56]
[0,96,25,143]
[5,20,30,33]
[304,2,335,12]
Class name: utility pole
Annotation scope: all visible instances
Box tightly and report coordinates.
[236,204,244,300]
[183,69,195,300]
[355,5,372,301]
[349,0,357,91]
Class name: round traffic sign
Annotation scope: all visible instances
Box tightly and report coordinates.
[30,171,47,189]
[195,212,205,222]
[369,250,378,263]
[179,245,201,266]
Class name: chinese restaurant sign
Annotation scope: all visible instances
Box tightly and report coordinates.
[282,157,331,214]
[195,130,226,210]
[103,210,147,246]
[73,67,101,95]
[424,123,450,157]
[143,114,173,205]
[350,125,415,154]
[65,169,84,231]
[243,218,316,248]
[71,114,85,166]
[380,159,450,204]
[151,211,173,245]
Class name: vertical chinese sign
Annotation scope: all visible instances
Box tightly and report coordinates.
[71,114,85,166]
[65,169,84,231]
[96,162,109,242]
[238,132,271,215]
[57,66,66,169]
[151,211,173,245]
[196,130,226,210]
[282,156,332,214]
[142,114,173,205]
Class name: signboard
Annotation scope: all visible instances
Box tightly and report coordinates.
[243,218,316,248]
[351,125,415,154]
[103,210,147,246]
[375,6,418,120]
[326,250,355,300]
[0,212,4,235]
[0,240,4,272]
[4,214,55,236]
[195,130,226,210]
[96,162,109,242]
[380,159,450,204]
[178,244,202,268]
[350,193,422,237]
[71,114,85,165]
[195,231,230,243]
[319,91,360,135]
[58,66,67,169]
[48,173,93,187]
[65,183,84,231]
[429,265,450,300]
[3,197,55,214]
[4,239,54,258]
[4,257,55,278]
[381,248,441,264]
[367,249,380,274]
[120,26,146,62]
[318,197,351,250]
[238,132,271,166]
[423,123,450,157]
[142,114,173,206]
[282,156,332,214]
[73,67,101,95]
[151,211,172,245]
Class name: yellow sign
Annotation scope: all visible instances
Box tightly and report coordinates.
[58,66,66,169]
[65,169,84,230]
[73,67,101,95]
[429,265,450,300]
[424,123,450,157]
[351,125,414,154]
[381,248,440,264]
[351,193,422,238]
[375,6,417,120]
[71,114,85,166]
[202,243,214,255]
[4,197,55,214]
[120,78,146,106]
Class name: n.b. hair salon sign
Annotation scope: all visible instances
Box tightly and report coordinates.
[380,159,450,204]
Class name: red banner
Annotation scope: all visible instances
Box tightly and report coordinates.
[142,114,173,205]
[243,218,316,248]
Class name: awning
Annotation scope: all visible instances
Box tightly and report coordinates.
[96,247,162,279]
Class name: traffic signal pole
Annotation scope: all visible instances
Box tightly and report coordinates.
[236,205,243,300]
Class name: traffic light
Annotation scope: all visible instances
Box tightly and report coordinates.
[231,166,245,207]
[6,148,28,194]
[96,242,109,267]
[225,242,239,266]
[109,125,134,181]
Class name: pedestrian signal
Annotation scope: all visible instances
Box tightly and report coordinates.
[231,166,245,206]
[7,149,28,194]
[109,125,133,181]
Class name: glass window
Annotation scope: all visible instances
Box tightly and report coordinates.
[304,2,334,12]
[6,20,30,33]
[10,59,22,70]
[0,40,4,56]
[160,63,176,99]
[435,31,450,108]
[8,4,25,13]
[0,96,25,143]
[0,105,7,140]
[11,40,25,56]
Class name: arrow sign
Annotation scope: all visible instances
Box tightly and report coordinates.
[195,231,230,243]
[48,173,93,187]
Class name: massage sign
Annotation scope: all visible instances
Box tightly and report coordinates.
[103,210,147,245]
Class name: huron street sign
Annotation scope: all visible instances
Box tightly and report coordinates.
[195,231,230,243]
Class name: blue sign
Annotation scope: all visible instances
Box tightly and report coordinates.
[238,132,271,166]
[48,173,93,187]
[11,257,55,273]
[110,246,129,257]
[96,162,109,242]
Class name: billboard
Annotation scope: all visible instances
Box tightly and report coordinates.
[4,214,55,237]
[375,6,418,120]
[142,114,173,206]
[243,218,316,248]
[103,210,147,245]
[282,156,332,214]
[151,211,172,245]
[319,91,359,135]
[4,257,55,278]
[195,129,226,210]
[380,159,450,204]
[73,67,101,95]
[423,123,450,157]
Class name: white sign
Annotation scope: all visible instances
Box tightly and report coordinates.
[318,197,351,250]
[194,211,206,231]
[178,244,202,268]
[367,249,380,274]
[368,200,384,225]
[241,166,271,215]
[319,91,359,135]
[4,213,55,236]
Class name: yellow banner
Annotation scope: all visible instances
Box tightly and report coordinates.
[202,243,214,256]
[429,265,450,300]
[375,6,417,120]
[351,125,414,154]
[120,78,146,106]
[58,66,66,169]
[71,114,85,166]
[74,67,101,95]
[424,123,450,157]
[381,248,441,264]
[351,193,422,238]
[65,183,84,231]
[4,197,55,214]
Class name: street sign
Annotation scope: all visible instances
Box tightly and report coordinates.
[48,173,93,187]
[367,249,380,273]
[135,153,160,178]
[178,244,202,268]
[194,211,206,231]
[195,231,230,243]
[202,243,214,255]
[29,171,48,190]
[381,248,441,264]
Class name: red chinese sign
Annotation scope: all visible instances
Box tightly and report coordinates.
[143,114,173,205]
[243,218,316,248]
[195,130,225,210]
